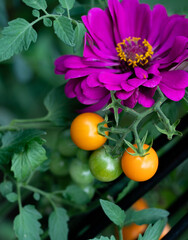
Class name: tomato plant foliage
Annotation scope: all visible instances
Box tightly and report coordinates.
[11,140,47,182]
[14,205,42,240]
[48,208,69,240]
[0,0,187,240]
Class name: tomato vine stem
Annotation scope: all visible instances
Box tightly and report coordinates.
[99,88,181,156]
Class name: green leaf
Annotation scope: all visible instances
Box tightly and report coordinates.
[62,185,90,205]
[6,192,18,202]
[100,199,126,228]
[0,181,13,196]
[90,236,116,240]
[125,208,169,226]
[32,9,40,18]
[0,129,45,164]
[53,5,65,15]
[22,0,47,10]
[44,84,83,127]
[74,22,86,52]
[59,0,75,10]
[11,139,47,182]
[43,18,52,27]
[2,129,45,147]
[53,16,75,47]
[0,18,37,62]
[48,207,69,240]
[33,193,40,201]
[14,205,42,240]
[138,218,167,240]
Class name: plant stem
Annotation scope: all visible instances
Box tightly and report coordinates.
[104,89,168,155]
[0,114,55,132]
[17,183,22,212]
[21,184,56,209]
[118,226,123,240]
[132,125,143,154]
[154,105,171,130]
[31,13,59,27]
[21,184,84,210]
[10,115,49,125]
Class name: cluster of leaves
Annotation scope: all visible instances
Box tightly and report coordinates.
[91,200,169,240]
[0,0,86,62]
[0,129,70,240]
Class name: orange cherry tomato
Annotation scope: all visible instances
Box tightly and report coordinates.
[121,144,158,181]
[132,198,148,211]
[121,223,147,240]
[70,112,108,151]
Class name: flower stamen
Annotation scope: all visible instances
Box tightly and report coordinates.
[116,37,154,68]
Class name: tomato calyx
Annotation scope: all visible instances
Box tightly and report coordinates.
[97,115,117,142]
[124,132,153,157]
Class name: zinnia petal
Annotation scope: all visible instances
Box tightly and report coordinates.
[159,83,185,101]
[160,70,188,89]
[138,87,156,107]
[77,94,111,113]
[82,8,116,51]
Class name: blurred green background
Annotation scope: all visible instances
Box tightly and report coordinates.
[0,0,188,239]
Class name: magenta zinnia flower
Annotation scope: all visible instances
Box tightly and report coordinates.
[55,0,188,111]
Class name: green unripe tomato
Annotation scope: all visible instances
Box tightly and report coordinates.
[89,147,122,182]
[49,152,69,176]
[58,130,78,157]
[80,185,95,200]
[69,158,95,186]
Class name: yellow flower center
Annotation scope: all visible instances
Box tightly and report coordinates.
[116,37,154,68]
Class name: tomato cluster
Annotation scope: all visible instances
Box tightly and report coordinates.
[49,112,160,202]
[69,112,159,183]
[49,129,96,200]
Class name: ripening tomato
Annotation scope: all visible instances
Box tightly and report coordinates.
[121,144,158,182]
[89,147,122,182]
[70,112,108,151]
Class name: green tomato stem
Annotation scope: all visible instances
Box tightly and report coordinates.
[118,226,123,240]
[102,88,172,155]
[154,105,171,130]
[21,184,84,210]
[132,125,144,155]
[17,183,22,212]
[21,184,57,209]
[0,115,56,132]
